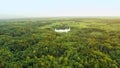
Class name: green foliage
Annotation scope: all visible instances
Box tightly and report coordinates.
[0,18,120,68]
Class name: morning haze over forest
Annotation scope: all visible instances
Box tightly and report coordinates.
[0,0,120,68]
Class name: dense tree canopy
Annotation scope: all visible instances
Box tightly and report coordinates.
[0,18,120,68]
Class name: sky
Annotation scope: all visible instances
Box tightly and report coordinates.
[0,0,120,18]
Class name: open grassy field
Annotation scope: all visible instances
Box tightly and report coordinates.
[0,18,120,68]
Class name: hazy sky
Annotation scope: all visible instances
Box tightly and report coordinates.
[0,0,120,18]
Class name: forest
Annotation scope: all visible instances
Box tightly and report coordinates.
[0,18,120,68]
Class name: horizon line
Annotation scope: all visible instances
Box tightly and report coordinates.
[1,16,120,19]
